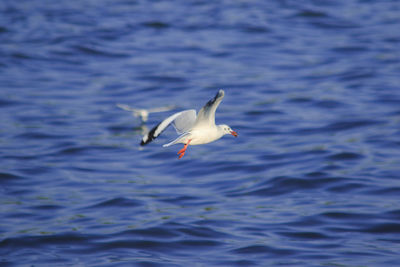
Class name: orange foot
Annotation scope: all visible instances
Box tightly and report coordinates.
[177,139,191,159]
[178,151,186,159]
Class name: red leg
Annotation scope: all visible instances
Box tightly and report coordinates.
[177,144,188,155]
[177,139,191,159]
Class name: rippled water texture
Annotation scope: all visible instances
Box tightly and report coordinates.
[1,0,400,266]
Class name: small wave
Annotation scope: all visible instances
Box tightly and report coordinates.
[0,172,24,181]
[383,209,400,220]
[0,232,92,250]
[71,44,129,58]
[241,25,270,33]
[142,21,170,29]
[331,45,369,53]
[326,182,366,193]
[338,68,376,81]
[364,187,400,196]
[137,75,187,83]
[232,244,296,256]
[363,223,400,234]
[92,232,223,254]
[87,197,143,209]
[313,99,344,109]
[176,225,229,239]
[296,119,384,135]
[295,9,328,18]
[57,144,121,156]
[324,119,383,132]
[327,152,363,160]
[227,176,343,197]
[121,227,179,239]
[15,131,70,140]
[311,19,360,29]
[321,211,371,221]
[30,204,63,211]
[277,230,329,240]
[0,99,21,107]
[0,26,8,33]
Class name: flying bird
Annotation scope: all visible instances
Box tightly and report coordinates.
[141,90,238,159]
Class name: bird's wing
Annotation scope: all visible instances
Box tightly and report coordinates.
[116,104,139,112]
[117,104,132,111]
[194,90,224,127]
[140,110,193,146]
[162,132,191,147]
[172,109,196,134]
[148,105,176,113]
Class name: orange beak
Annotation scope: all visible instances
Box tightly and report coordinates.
[230,130,238,137]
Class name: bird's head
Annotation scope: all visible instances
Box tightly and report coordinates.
[219,124,238,137]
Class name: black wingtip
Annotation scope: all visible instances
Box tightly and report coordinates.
[140,134,151,146]
[203,90,225,109]
[140,136,152,146]
[139,122,162,146]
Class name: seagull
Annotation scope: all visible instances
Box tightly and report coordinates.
[140,90,238,159]
[116,104,176,123]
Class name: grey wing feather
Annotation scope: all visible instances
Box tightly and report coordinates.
[172,109,196,134]
[162,132,190,147]
[194,90,225,127]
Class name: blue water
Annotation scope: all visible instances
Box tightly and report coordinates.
[1,0,400,266]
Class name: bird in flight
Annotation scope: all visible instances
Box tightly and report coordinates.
[141,90,238,159]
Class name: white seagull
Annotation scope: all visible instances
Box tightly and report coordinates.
[140,90,238,159]
[116,104,176,123]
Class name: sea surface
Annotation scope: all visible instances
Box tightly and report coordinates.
[1,0,400,266]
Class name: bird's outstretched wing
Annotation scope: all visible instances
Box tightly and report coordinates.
[172,109,196,134]
[148,105,176,113]
[140,110,196,146]
[194,90,224,127]
[162,132,191,148]
[117,104,176,123]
